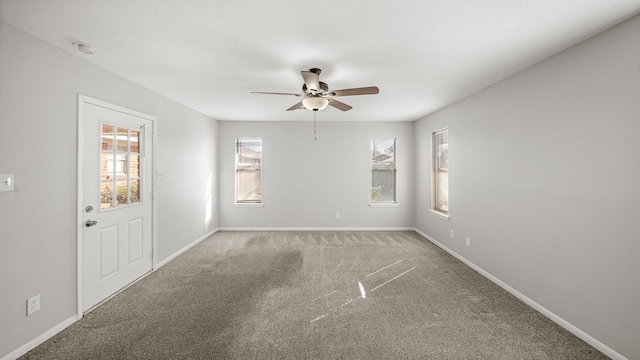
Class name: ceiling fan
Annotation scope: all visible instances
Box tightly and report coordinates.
[251,68,379,112]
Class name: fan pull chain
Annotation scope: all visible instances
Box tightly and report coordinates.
[313,110,317,141]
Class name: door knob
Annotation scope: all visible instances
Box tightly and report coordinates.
[85,220,98,227]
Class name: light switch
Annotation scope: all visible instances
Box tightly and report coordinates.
[0,174,14,192]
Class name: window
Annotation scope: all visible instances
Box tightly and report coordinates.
[371,138,397,204]
[432,129,448,215]
[100,124,142,209]
[235,138,262,204]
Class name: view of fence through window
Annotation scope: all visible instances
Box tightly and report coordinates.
[100,123,142,209]
[433,129,448,214]
[371,138,397,203]
[235,138,262,203]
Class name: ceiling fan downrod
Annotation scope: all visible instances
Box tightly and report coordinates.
[313,109,317,141]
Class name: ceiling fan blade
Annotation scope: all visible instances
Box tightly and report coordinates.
[330,86,379,97]
[251,91,302,97]
[301,70,320,92]
[328,98,353,111]
[286,101,305,111]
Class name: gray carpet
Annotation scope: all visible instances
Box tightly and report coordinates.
[22,231,608,359]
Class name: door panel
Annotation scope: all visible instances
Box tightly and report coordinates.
[81,101,153,312]
[128,218,143,264]
[99,225,119,280]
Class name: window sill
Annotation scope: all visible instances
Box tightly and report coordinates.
[428,209,449,221]
[369,202,399,208]
[234,203,263,208]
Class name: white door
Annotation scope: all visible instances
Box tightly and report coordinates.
[80,99,153,312]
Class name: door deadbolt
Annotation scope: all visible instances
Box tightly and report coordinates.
[85,205,94,213]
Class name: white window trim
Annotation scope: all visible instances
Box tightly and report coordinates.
[233,202,264,208]
[430,128,448,217]
[235,137,263,205]
[370,137,398,206]
[369,202,400,208]
[428,209,449,221]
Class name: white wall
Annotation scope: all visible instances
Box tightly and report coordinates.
[415,15,640,359]
[219,121,414,229]
[154,100,219,262]
[0,23,218,359]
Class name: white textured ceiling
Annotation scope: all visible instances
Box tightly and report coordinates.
[2,0,639,122]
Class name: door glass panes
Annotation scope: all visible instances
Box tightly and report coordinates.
[130,130,140,152]
[100,182,113,209]
[100,124,114,208]
[371,138,397,202]
[100,123,143,209]
[114,154,127,179]
[100,153,112,180]
[130,180,140,204]
[101,124,114,150]
[116,127,128,151]
[129,130,141,205]
[116,180,128,205]
[129,155,140,178]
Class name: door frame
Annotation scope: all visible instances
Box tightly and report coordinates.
[76,94,158,317]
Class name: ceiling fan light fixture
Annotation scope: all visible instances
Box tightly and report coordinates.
[302,97,329,111]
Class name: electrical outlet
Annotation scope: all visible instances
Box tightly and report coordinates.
[466,237,471,247]
[450,230,454,239]
[27,295,40,316]
[335,212,340,219]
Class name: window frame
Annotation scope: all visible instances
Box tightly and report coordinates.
[99,123,143,211]
[370,137,399,207]
[234,137,263,207]
[430,128,449,219]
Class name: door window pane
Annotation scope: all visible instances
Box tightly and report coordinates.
[101,153,112,180]
[101,124,114,151]
[116,127,128,152]
[130,180,140,204]
[100,181,113,209]
[114,154,128,179]
[116,180,128,206]
[130,130,140,153]
[129,154,140,178]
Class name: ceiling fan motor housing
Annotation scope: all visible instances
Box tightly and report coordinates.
[302,82,329,94]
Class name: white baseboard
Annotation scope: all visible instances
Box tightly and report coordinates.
[412,228,628,360]
[155,228,219,269]
[218,227,415,231]
[1,315,77,360]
